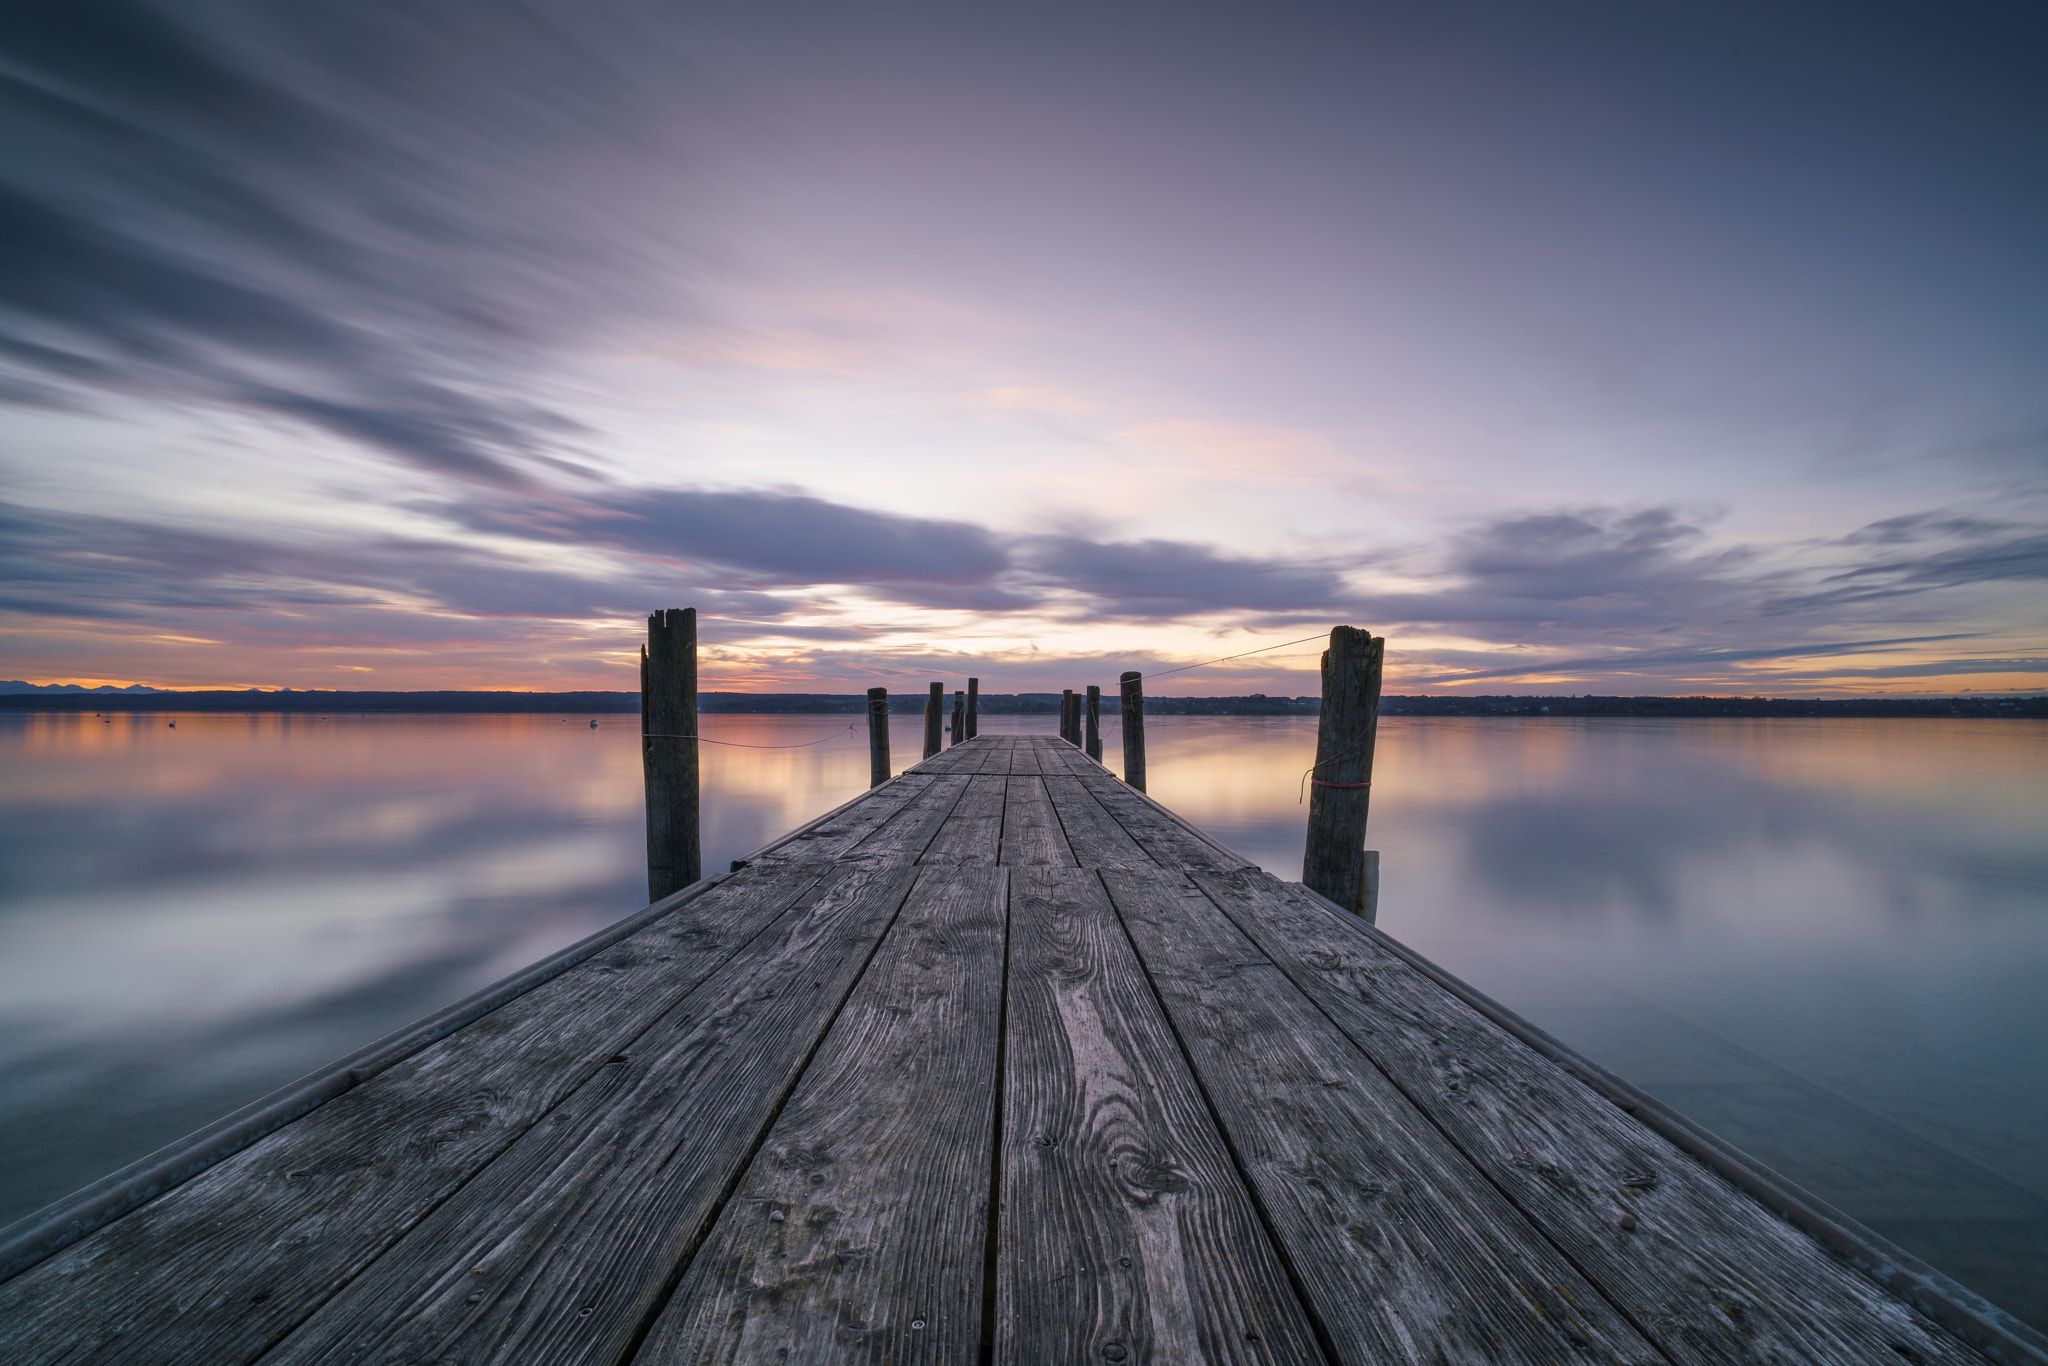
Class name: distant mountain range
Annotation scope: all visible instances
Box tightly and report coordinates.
[0,681,163,694]
[1,688,2041,717]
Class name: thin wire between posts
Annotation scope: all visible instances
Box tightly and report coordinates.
[643,724,858,750]
[1145,631,1332,679]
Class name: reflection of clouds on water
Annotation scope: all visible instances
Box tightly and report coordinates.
[3,709,2045,1321]
[0,711,866,1224]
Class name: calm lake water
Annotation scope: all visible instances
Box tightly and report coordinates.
[2,709,2044,1325]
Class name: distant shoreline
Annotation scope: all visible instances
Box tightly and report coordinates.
[4,690,2042,718]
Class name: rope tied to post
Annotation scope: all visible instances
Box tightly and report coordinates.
[1298,727,1377,803]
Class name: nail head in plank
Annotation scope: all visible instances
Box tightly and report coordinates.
[998,868,1324,1364]
[635,866,1009,1364]
[250,865,920,1366]
[999,776,1079,866]
[1193,868,1990,1366]
[1098,869,1656,1365]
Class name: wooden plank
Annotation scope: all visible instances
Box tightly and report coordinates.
[912,738,982,775]
[1192,868,1989,1366]
[1040,775,1159,872]
[841,773,972,863]
[634,866,1009,1364]
[1056,763,1254,873]
[1000,775,1077,867]
[748,774,934,868]
[250,863,921,1366]
[0,866,829,1366]
[1006,739,1045,774]
[996,868,1324,1364]
[919,772,1007,866]
[972,738,1017,775]
[1097,869,1657,1366]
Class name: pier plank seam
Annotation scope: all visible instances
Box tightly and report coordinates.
[997,769,1080,867]
[633,866,1009,1363]
[1190,868,1990,1365]
[1099,867,1661,1365]
[839,773,975,864]
[248,864,923,1366]
[1038,773,1161,872]
[2,735,2019,1366]
[0,866,836,1366]
[916,772,1007,866]
[996,867,1325,1364]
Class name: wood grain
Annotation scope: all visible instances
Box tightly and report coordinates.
[634,866,1008,1364]
[970,738,1015,775]
[842,774,971,863]
[1052,759,1252,873]
[1193,868,1987,1366]
[1301,627,1381,915]
[750,774,933,868]
[1040,775,1159,872]
[251,864,920,1366]
[1000,774,1077,866]
[0,866,828,1366]
[996,868,1325,1365]
[918,773,1006,866]
[643,607,701,898]
[1098,868,1659,1366]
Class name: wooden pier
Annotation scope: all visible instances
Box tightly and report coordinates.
[0,735,2037,1364]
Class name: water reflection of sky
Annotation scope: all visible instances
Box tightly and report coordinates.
[2,711,2044,1325]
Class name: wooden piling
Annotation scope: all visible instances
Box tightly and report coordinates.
[1061,689,1076,745]
[966,677,979,738]
[867,687,890,787]
[924,681,943,759]
[1085,684,1102,761]
[642,607,700,901]
[951,689,965,745]
[1119,671,1147,791]
[1302,626,1385,916]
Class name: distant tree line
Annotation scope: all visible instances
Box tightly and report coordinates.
[6,690,2042,717]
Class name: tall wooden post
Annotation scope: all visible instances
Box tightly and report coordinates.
[924,681,943,759]
[1119,671,1146,791]
[1303,626,1385,917]
[1085,685,1102,761]
[643,607,700,902]
[867,687,890,787]
[951,690,964,745]
[1061,689,1076,744]
[966,677,980,738]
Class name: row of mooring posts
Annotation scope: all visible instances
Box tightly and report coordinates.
[640,609,1384,919]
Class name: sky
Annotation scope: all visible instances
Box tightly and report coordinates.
[2,0,2045,696]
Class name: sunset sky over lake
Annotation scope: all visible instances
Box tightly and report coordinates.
[3,1,2044,695]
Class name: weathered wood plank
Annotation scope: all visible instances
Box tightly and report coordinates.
[748,774,935,868]
[841,773,972,863]
[1054,761,1254,873]
[972,737,1017,775]
[1040,775,1159,872]
[1006,739,1045,774]
[634,866,1008,1364]
[997,868,1325,1365]
[1098,869,1657,1366]
[0,866,829,1366]
[918,772,1007,866]
[1000,775,1077,866]
[251,864,921,1366]
[911,738,982,774]
[1193,868,1987,1366]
